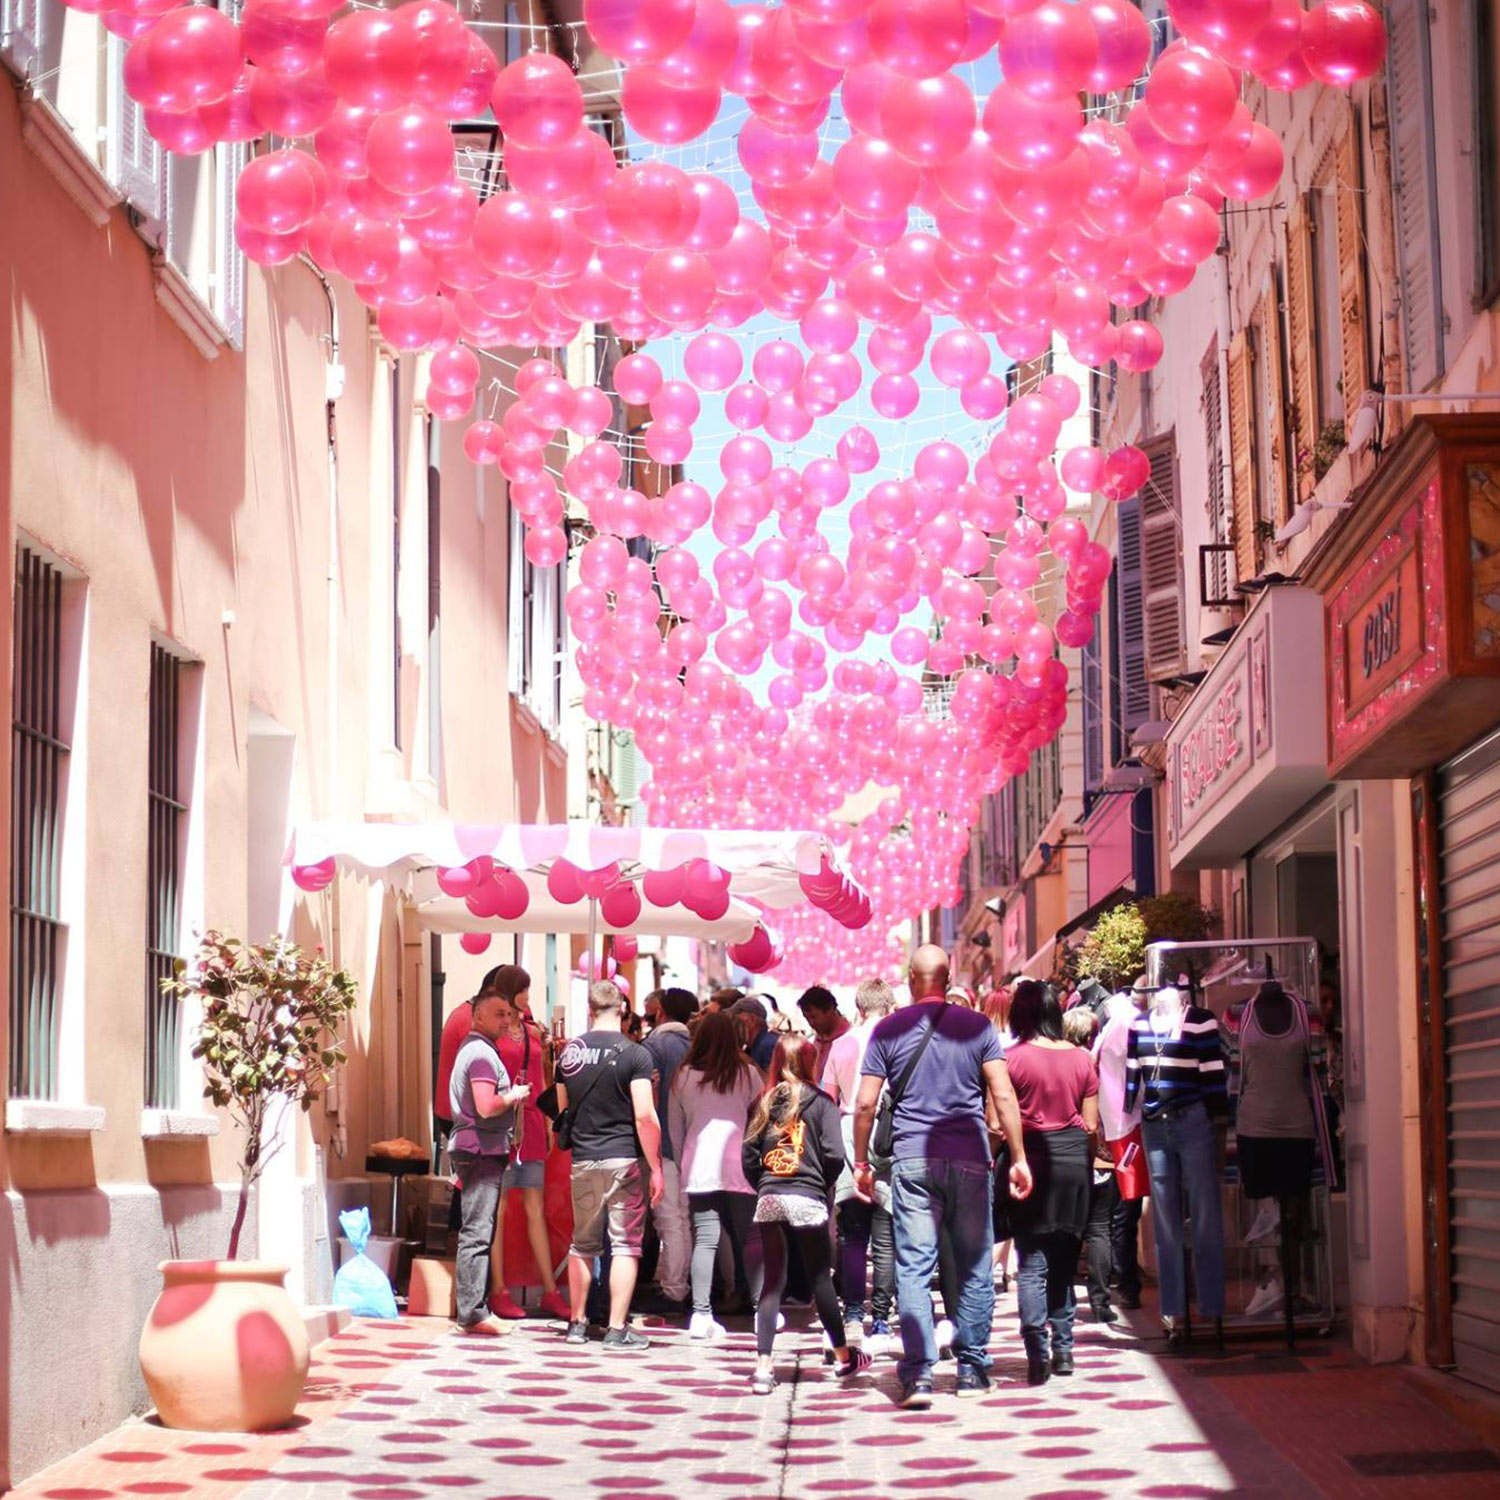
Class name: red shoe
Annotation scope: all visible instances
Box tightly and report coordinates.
[489,1290,527,1319]
[539,1289,572,1321]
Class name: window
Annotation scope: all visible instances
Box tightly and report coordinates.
[1251,280,1290,526]
[107,33,166,231]
[1202,337,1229,602]
[507,500,565,732]
[1081,625,1103,801]
[1140,432,1185,680]
[146,643,185,1109]
[0,0,44,78]
[1285,118,1368,497]
[10,546,70,1100]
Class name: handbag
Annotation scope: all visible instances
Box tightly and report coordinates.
[872,1002,949,1161]
[1110,1126,1149,1201]
[552,1041,611,1153]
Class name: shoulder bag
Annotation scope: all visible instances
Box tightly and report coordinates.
[552,1040,612,1153]
[872,1002,949,1161]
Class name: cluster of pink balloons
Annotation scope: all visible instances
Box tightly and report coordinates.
[437,856,532,920]
[105,0,1389,981]
[727,923,784,973]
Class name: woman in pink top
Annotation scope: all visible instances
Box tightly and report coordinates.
[488,975,569,1322]
[1003,981,1100,1386]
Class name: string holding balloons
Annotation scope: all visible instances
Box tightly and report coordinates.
[109,0,1389,983]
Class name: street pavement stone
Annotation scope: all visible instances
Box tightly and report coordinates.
[12,1298,1500,1500]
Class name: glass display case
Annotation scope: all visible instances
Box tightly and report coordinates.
[1145,938,1336,1338]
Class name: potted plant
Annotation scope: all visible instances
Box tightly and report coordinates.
[138,932,358,1432]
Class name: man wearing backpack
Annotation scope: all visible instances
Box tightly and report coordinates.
[853,945,1033,1408]
[555,980,665,1351]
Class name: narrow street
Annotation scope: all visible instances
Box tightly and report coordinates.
[14,1307,1500,1500]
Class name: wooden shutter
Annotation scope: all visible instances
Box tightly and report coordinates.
[1114,497,1150,733]
[1387,0,1444,391]
[216,141,246,347]
[1227,329,1259,586]
[1335,118,1371,422]
[1141,432,1185,680]
[1258,279,1291,525]
[1081,625,1102,793]
[108,35,166,231]
[1283,198,1318,502]
[1202,338,1229,602]
[0,0,44,76]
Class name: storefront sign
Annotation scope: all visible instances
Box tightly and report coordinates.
[1166,587,1328,868]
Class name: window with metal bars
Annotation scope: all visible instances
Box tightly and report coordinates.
[146,643,186,1109]
[10,546,69,1100]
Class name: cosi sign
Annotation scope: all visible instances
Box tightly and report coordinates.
[1166,587,1329,868]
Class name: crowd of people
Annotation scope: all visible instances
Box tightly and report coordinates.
[438,946,1162,1407]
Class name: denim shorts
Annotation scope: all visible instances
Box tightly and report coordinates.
[503,1158,545,1191]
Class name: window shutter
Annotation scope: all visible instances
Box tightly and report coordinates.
[1,0,44,76]
[108,35,166,231]
[1334,118,1371,422]
[507,494,526,698]
[1114,496,1150,733]
[1227,329,1259,586]
[1141,432,1185,680]
[216,141,246,347]
[1202,337,1229,603]
[1081,624,1102,792]
[1283,198,1318,502]
[1257,279,1291,525]
[1387,0,1443,392]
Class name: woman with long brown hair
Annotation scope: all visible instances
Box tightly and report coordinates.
[741,1034,871,1394]
[668,1009,765,1340]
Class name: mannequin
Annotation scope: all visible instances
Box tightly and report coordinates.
[1124,985,1228,1346]
[1234,981,1318,1346]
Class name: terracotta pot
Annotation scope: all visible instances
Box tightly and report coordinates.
[139,1261,310,1431]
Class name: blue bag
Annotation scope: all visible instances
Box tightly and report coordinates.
[333,1206,398,1319]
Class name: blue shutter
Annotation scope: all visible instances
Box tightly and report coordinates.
[1115,496,1150,734]
[1082,623,1103,798]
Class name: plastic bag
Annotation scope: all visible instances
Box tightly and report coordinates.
[333,1206,398,1319]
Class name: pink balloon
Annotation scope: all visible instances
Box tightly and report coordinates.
[866,0,968,77]
[322,8,403,109]
[622,65,720,144]
[642,248,716,325]
[250,63,336,137]
[585,0,697,63]
[491,53,585,148]
[1299,0,1386,85]
[1153,193,1219,266]
[138,4,241,109]
[1209,121,1284,200]
[880,74,977,166]
[833,134,921,219]
[291,856,335,892]
[962,373,1009,420]
[237,148,320,234]
[241,0,326,77]
[1144,44,1238,146]
[684,331,744,390]
[658,0,738,82]
[871,372,919,418]
[1000,1,1099,100]
[930,328,989,389]
[459,932,492,956]
[984,82,1082,170]
[1084,0,1151,91]
[365,105,453,196]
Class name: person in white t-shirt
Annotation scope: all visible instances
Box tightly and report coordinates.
[823,977,897,1352]
[1093,979,1148,1309]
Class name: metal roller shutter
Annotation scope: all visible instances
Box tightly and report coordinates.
[1439,726,1500,1390]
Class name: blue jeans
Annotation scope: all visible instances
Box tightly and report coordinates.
[890,1157,994,1385]
[1142,1104,1225,1319]
[1015,1231,1078,1356]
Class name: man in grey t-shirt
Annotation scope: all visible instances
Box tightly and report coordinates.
[449,985,530,1335]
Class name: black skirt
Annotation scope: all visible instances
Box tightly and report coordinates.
[1011,1126,1091,1240]
[1238,1135,1315,1200]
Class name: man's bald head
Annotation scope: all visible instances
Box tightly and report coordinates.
[909,944,950,1000]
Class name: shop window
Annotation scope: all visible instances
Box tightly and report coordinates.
[10,545,81,1101]
[1140,431,1185,681]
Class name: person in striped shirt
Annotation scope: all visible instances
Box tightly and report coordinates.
[1124,987,1227,1338]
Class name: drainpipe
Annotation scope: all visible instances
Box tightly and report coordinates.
[302,254,348,1164]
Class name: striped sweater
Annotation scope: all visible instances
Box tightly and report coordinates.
[1123,1006,1228,1120]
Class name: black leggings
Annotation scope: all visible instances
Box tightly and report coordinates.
[757,1218,844,1357]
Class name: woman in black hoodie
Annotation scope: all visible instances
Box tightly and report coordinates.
[742,1034,873,1394]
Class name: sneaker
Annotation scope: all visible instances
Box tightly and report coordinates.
[935,1319,956,1360]
[867,1318,894,1353]
[751,1368,777,1395]
[956,1366,991,1398]
[1244,1200,1282,1247]
[898,1377,934,1409]
[539,1289,571,1321]
[458,1315,510,1337]
[1051,1348,1074,1377]
[775,1311,786,1332]
[489,1290,527,1320]
[602,1326,652,1353]
[688,1312,726,1341]
[835,1349,874,1380]
[843,1317,865,1348]
[565,1320,589,1344]
[1246,1277,1285,1318]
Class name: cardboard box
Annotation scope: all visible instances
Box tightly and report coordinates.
[407,1256,457,1319]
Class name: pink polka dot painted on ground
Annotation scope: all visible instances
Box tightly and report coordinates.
[201,1468,277,1482]
[380,1431,446,1443]
[469,1437,533,1450]
[121,1485,194,1496]
[1063,1469,1138,1482]
[1035,1426,1100,1437]
[98,1451,168,1464]
[1026,1490,1108,1500]
[695,1431,756,1444]
[900,1456,976,1471]
[1149,1442,1213,1453]
[589,1480,662,1491]
[690,1474,770,1487]
[1108,1398,1170,1410]
[180,1443,248,1455]
[858,1433,924,1447]
[890,1472,1014,1490]
[492,1454,566,1466]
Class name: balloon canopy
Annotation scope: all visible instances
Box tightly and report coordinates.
[127,0,1387,986]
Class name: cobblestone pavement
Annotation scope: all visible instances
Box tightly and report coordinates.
[13,1298,1500,1500]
